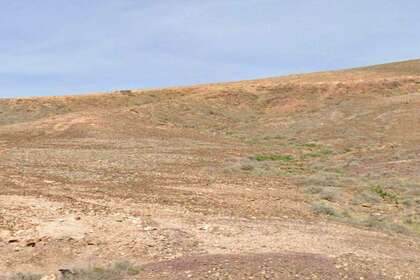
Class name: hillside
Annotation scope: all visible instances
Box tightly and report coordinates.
[1,59,420,279]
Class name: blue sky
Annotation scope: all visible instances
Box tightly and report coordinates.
[1,0,419,97]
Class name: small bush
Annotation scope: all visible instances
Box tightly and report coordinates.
[224,159,258,173]
[240,162,256,171]
[311,203,341,217]
[319,189,340,202]
[250,154,293,162]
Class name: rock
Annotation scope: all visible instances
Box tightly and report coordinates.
[58,269,74,278]
[199,224,210,231]
[43,180,55,184]
[25,240,36,247]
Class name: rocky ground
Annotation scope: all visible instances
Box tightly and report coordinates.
[0,60,420,279]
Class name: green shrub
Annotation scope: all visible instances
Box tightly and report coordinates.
[370,185,398,202]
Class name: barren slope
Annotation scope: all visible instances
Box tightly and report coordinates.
[1,60,420,279]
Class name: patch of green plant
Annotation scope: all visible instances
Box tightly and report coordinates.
[250,154,293,162]
[262,135,284,141]
[370,185,398,202]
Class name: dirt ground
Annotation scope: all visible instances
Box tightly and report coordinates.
[1,60,420,279]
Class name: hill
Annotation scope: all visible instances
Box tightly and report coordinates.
[1,59,420,279]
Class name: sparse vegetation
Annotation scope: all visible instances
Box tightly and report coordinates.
[301,142,319,148]
[11,262,141,280]
[250,154,293,162]
[224,158,259,173]
[305,148,333,158]
[304,186,323,194]
[311,203,341,217]
[404,218,420,234]
[11,273,42,280]
[359,216,407,234]
[319,188,340,202]
[351,191,381,205]
[370,185,398,202]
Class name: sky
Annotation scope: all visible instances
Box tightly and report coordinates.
[1,0,419,98]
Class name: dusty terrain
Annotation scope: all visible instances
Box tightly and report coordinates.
[0,59,420,279]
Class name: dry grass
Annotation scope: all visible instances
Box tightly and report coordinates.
[318,188,341,202]
[311,203,341,217]
[10,273,42,280]
[11,262,141,280]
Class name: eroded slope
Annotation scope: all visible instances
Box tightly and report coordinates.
[0,60,420,279]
